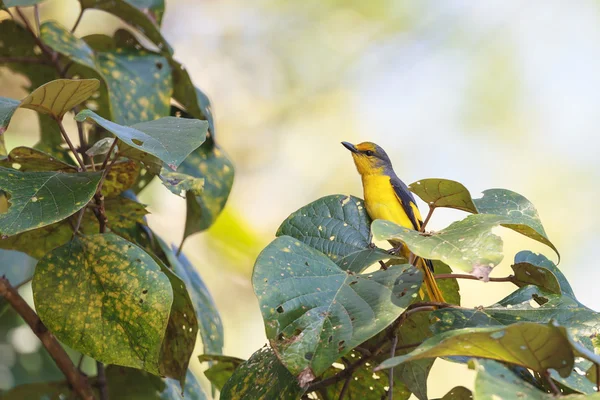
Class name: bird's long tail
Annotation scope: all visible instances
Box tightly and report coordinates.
[416,257,445,303]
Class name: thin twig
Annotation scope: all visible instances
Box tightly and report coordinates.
[55,118,87,171]
[338,374,353,400]
[100,139,118,171]
[71,209,86,238]
[76,354,85,371]
[388,334,398,400]
[71,8,85,33]
[176,236,186,257]
[435,273,514,283]
[0,56,52,64]
[96,361,108,400]
[544,370,561,395]
[420,206,434,232]
[0,277,95,400]
[33,4,41,35]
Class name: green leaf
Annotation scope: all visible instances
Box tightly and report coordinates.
[159,169,204,197]
[276,194,401,272]
[79,0,172,54]
[3,0,46,6]
[75,110,208,170]
[220,347,305,398]
[171,63,215,134]
[0,97,20,134]
[179,141,234,237]
[41,21,172,125]
[86,137,117,157]
[0,146,77,172]
[433,260,461,305]
[253,236,423,377]
[101,160,141,197]
[156,238,224,354]
[376,322,574,378]
[473,189,559,259]
[437,386,472,400]
[0,168,102,236]
[32,234,173,375]
[198,354,244,391]
[511,258,560,294]
[0,381,73,399]
[409,179,478,213]
[103,196,149,239]
[20,79,100,119]
[514,250,575,298]
[372,215,505,279]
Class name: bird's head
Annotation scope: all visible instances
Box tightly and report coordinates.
[341,141,393,176]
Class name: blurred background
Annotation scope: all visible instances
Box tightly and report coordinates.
[2,0,600,397]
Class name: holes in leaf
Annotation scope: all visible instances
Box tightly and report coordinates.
[155,61,163,70]
[293,328,302,336]
[276,305,284,313]
[304,352,313,360]
[142,289,148,294]
[349,280,358,286]
[139,299,144,304]
[278,333,285,340]
[328,335,333,343]
[338,340,346,351]
[131,139,144,146]
[86,101,99,111]
[11,163,21,170]
[0,192,11,214]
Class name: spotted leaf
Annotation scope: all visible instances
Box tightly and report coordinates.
[0,167,101,236]
[102,160,141,197]
[253,236,423,377]
[513,250,575,299]
[75,110,208,170]
[159,169,204,197]
[0,146,76,172]
[376,322,574,378]
[277,194,401,273]
[32,234,173,375]
[409,178,478,214]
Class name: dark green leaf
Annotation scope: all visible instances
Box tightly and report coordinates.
[437,386,472,400]
[514,250,575,298]
[377,322,574,378]
[220,347,304,398]
[198,354,244,391]
[409,179,477,213]
[0,168,102,236]
[159,169,204,197]
[372,215,505,279]
[474,189,559,259]
[75,110,208,170]
[253,236,423,377]
[511,259,560,294]
[79,0,172,54]
[0,146,77,172]
[0,97,20,134]
[180,141,234,236]
[277,194,401,272]
[32,234,173,375]
[171,61,215,134]
[20,78,100,119]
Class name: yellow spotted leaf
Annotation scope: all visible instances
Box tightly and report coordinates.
[102,160,141,197]
[20,78,100,119]
[0,146,76,172]
[32,234,173,375]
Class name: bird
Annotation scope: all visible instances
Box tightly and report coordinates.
[341,141,445,303]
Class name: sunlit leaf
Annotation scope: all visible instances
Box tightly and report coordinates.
[0,168,101,236]
[253,236,423,377]
[0,146,76,172]
[75,110,208,170]
[20,79,99,119]
[409,179,477,213]
[514,251,575,299]
[220,347,304,398]
[0,97,20,134]
[376,322,574,378]
[372,216,505,280]
[159,169,204,197]
[180,141,234,237]
[277,194,401,272]
[511,258,560,294]
[473,189,559,258]
[32,234,173,375]
[198,354,244,391]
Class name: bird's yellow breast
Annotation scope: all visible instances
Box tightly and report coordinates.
[362,175,415,229]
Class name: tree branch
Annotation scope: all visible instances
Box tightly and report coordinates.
[337,373,352,399]
[0,277,95,400]
[96,361,108,400]
[435,273,514,283]
[388,334,398,400]
[544,370,561,395]
[55,118,87,171]
[419,206,434,232]
[71,8,85,33]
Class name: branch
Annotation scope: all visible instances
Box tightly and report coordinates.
[0,56,52,64]
[337,374,352,399]
[419,206,434,233]
[96,361,108,400]
[33,4,41,35]
[0,277,95,400]
[435,273,514,283]
[55,118,87,171]
[544,370,561,395]
[71,8,85,33]
[388,334,398,400]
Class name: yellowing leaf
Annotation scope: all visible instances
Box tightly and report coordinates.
[20,78,100,119]
[409,178,478,213]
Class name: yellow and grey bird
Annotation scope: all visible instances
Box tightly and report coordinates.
[342,141,445,303]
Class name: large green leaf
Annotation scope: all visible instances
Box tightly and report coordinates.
[409,179,478,213]
[276,194,400,272]
[198,354,244,391]
[0,146,76,172]
[376,322,574,378]
[20,79,100,119]
[0,168,102,236]
[372,215,505,279]
[220,347,304,399]
[41,21,172,125]
[513,250,575,298]
[0,97,20,134]
[79,0,172,54]
[473,189,559,258]
[32,234,173,375]
[157,239,224,354]
[253,235,423,377]
[75,110,208,170]
[180,141,234,237]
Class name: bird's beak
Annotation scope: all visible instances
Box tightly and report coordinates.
[341,141,358,153]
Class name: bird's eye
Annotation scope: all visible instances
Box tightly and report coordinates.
[365,150,374,156]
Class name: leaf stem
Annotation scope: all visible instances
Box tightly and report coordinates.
[33,4,41,35]
[544,370,561,395]
[55,118,87,171]
[71,8,85,33]
[435,273,514,283]
[388,334,398,400]
[96,361,108,400]
[338,374,352,399]
[0,277,95,400]
[419,206,434,232]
